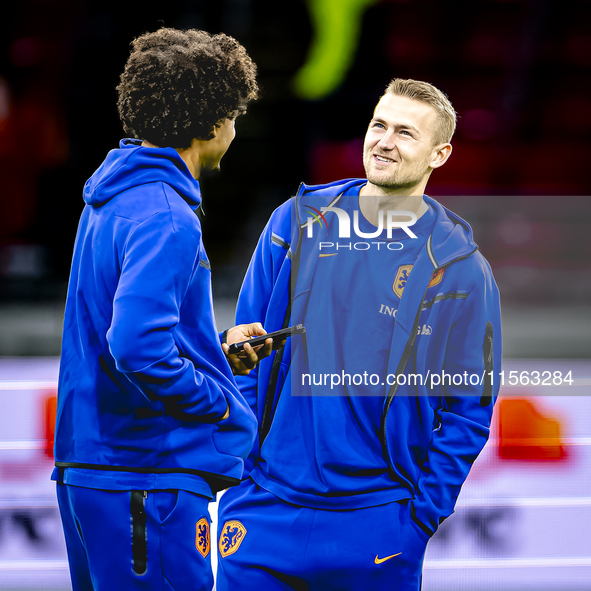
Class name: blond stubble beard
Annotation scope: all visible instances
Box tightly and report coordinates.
[363,155,431,192]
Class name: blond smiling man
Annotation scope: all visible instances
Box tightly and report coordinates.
[216,78,502,591]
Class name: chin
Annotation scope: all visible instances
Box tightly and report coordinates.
[200,165,222,179]
[368,174,399,188]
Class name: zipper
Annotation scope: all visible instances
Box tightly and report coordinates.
[259,302,291,445]
[380,282,430,483]
[260,192,305,445]
[259,189,345,445]
[131,490,148,575]
[379,248,478,480]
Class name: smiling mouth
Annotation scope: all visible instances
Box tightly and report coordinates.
[373,154,395,164]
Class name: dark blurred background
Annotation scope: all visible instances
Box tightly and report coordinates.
[1,0,590,357]
[0,5,590,590]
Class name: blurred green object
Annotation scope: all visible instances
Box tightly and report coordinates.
[293,0,379,100]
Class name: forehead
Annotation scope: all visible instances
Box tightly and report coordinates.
[372,94,437,136]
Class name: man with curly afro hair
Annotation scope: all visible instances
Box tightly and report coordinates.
[53,28,268,591]
[117,27,259,152]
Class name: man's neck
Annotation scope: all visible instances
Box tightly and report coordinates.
[141,140,201,179]
[359,182,429,227]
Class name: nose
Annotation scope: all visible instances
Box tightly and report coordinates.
[377,129,395,151]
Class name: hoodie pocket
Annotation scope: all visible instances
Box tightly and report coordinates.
[211,393,257,459]
[409,501,434,541]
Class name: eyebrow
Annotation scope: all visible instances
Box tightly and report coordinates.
[370,117,421,135]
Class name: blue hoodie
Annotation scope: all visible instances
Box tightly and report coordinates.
[233,179,501,536]
[53,139,257,496]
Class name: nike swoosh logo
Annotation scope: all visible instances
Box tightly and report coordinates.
[319,253,338,258]
[374,552,402,564]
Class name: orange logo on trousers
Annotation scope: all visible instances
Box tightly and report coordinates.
[219,520,247,558]
[196,518,210,558]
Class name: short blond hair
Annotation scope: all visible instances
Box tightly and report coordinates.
[384,78,457,145]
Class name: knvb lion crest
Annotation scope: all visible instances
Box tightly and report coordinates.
[195,518,210,558]
[393,265,413,298]
[219,520,247,558]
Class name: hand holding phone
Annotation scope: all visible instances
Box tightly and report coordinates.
[227,324,306,356]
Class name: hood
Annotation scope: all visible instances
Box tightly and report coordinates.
[83,139,202,209]
[423,195,478,267]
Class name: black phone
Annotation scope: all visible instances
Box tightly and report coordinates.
[227,324,306,355]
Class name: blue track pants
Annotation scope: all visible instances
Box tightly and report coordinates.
[217,479,429,591]
[56,482,213,591]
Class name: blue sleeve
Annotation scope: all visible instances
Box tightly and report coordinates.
[219,330,228,346]
[411,265,502,536]
[233,216,278,416]
[106,210,229,421]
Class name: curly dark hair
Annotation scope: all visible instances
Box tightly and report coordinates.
[116,28,258,148]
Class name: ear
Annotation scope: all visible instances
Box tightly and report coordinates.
[430,143,452,169]
[208,123,222,139]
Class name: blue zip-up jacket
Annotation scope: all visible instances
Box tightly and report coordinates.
[234,179,502,536]
[54,139,257,495]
